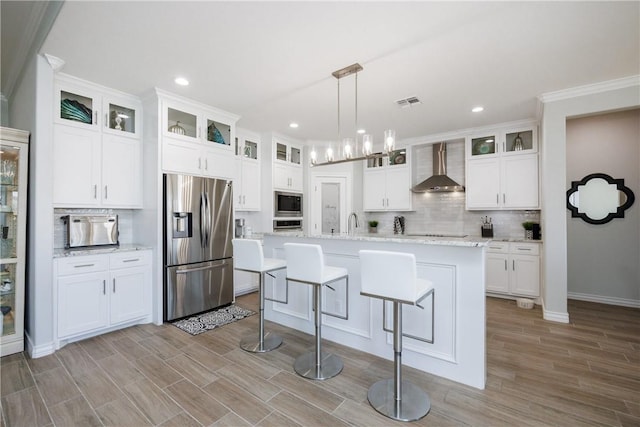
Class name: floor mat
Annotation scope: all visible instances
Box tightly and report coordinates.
[171,304,255,335]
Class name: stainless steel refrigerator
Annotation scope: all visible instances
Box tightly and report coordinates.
[163,174,234,321]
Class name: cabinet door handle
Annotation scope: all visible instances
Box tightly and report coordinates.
[504,260,507,270]
[104,185,108,199]
[113,278,116,293]
[496,194,499,205]
[94,185,98,199]
[517,248,532,251]
[105,113,108,127]
[503,194,506,204]
[122,258,139,263]
[103,280,106,295]
[205,158,208,170]
[74,263,95,268]
[199,158,202,169]
[94,111,98,125]
[512,260,515,270]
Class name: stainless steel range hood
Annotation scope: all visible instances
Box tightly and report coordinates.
[411,142,465,193]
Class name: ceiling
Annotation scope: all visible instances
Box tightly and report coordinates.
[3,1,639,145]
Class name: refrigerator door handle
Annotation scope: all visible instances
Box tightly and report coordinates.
[204,191,211,247]
[200,192,206,248]
[176,260,230,274]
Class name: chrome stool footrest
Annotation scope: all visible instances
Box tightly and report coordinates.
[367,379,431,422]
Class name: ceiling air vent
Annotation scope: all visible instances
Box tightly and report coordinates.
[395,96,422,108]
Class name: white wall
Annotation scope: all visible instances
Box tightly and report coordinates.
[540,78,640,322]
[566,109,639,306]
[9,54,55,356]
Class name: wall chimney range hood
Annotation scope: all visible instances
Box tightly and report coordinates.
[411,142,465,193]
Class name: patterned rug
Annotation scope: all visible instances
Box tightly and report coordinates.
[171,304,255,335]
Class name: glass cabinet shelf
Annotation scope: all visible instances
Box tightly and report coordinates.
[60,90,94,125]
[108,103,136,134]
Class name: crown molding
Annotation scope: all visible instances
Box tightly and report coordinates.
[538,75,640,104]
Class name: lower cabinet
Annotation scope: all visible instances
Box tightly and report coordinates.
[486,242,540,298]
[55,250,151,342]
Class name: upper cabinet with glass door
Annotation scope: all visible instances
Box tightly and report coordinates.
[466,124,537,159]
[274,140,302,166]
[162,95,237,153]
[55,74,141,137]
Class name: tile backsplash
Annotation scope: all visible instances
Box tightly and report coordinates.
[365,141,540,239]
[53,208,134,249]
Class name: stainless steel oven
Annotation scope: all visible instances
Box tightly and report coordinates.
[273,219,303,231]
[274,191,303,217]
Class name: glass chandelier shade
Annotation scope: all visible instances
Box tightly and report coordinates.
[384,129,396,153]
[362,134,373,156]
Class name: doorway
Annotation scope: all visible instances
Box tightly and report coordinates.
[310,175,349,236]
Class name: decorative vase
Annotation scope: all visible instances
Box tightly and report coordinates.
[525,230,533,240]
[369,226,377,234]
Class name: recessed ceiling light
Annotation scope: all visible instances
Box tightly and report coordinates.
[289,122,299,128]
[472,106,484,113]
[175,77,189,86]
[357,129,366,134]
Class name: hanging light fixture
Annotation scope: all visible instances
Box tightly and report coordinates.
[312,63,396,167]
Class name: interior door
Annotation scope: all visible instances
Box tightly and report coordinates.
[310,176,348,235]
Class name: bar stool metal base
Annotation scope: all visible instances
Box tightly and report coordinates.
[294,351,343,380]
[240,332,283,353]
[367,379,431,422]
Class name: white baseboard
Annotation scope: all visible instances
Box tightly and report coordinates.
[567,292,640,308]
[25,332,55,358]
[541,299,570,323]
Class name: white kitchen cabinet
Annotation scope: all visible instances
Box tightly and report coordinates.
[486,242,540,298]
[234,131,261,210]
[274,140,302,165]
[274,163,303,192]
[466,124,539,210]
[363,148,412,211]
[159,91,239,180]
[466,154,538,210]
[55,250,152,344]
[53,74,143,208]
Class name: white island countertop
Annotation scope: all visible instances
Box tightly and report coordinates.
[264,231,492,247]
[262,232,488,389]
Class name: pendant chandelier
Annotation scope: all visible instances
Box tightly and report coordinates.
[310,63,396,166]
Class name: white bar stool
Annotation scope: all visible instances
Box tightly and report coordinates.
[284,242,348,380]
[359,249,435,422]
[232,239,287,353]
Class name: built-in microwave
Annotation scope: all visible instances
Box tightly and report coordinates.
[274,191,303,217]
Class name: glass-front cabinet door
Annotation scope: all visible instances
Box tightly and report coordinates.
[503,128,537,154]
[103,96,141,138]
[205,118,231,148]
[166,106,198,140]
[469,134,498,158]
[55,82,100,129]
[0,128,28,356]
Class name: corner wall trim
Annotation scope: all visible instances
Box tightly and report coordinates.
[541,302,570,323]
[568,292,640,309]
[25,332,55,359]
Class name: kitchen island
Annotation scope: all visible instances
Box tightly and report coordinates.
[262,232,489,389]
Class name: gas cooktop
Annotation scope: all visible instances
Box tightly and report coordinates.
[407,233,469,238]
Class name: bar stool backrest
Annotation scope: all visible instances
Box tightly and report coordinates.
[284,243,324,284]
[359,250,418,303]
[232,239,264,271]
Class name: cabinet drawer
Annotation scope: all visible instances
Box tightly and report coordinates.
[57,256,109,275]
[110,250,150,269]
[511,243,539,255]
[486,242,509,253]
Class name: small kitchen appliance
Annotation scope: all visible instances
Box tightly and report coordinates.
[62,214,119,249]
[235,218,245,238]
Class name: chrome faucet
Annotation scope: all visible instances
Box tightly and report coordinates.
[348,212,359,235]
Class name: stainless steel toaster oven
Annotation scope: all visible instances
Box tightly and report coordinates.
[62,214,119,249]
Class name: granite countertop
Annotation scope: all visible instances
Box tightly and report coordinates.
[53,244,153,258]
[264,231,491,248]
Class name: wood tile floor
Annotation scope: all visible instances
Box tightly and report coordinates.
[1,295,638,426]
